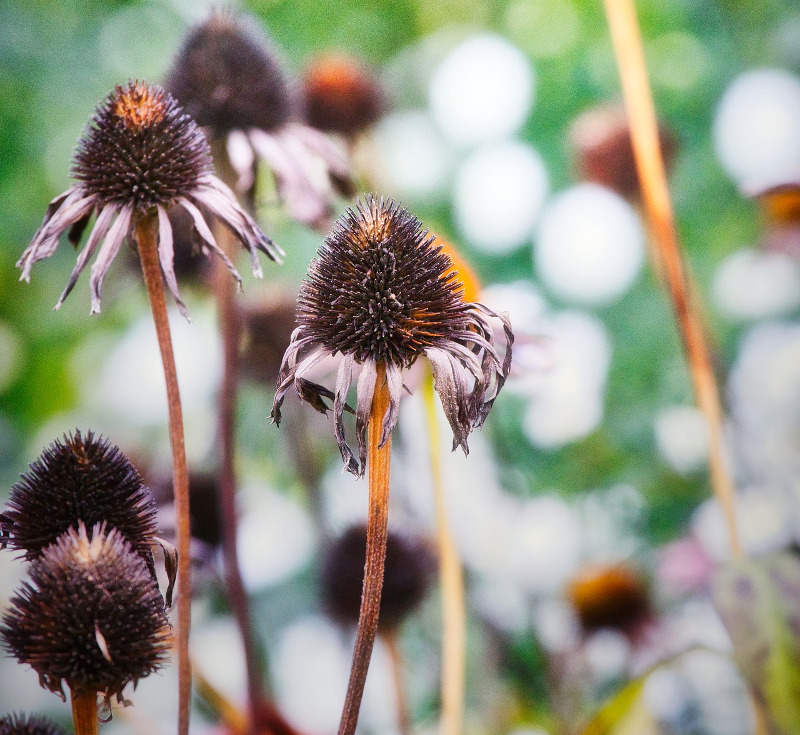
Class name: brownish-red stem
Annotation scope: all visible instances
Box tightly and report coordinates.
[602,0,742,557]
[71,690,99,735]
[210,140,272,732]
[137,214,192,735]
[337,362,392,735]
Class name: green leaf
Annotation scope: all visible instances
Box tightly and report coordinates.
[580,676,647,735]
[712,553,800,735]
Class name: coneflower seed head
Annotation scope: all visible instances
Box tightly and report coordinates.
[298,197,470,367]
[2,430,157,563]
[165,13,293,136]
[72,81,211,210]
[0,713,67,735]
[1,524,172,701]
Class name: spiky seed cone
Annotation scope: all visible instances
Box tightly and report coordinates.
[321,525,437,632]
[72,81,211,210]
[302,54,385,138]
[2,430,157,563]
[0,714,67,735]
[165,12,293,136]
[298,197,470,367]
[567,563,649,632]
[1,523,172,701]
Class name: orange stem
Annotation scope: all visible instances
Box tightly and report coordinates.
[602,0,742,557]
[337,362,392,735]
[71,691,99,735]
[137,213,192,734]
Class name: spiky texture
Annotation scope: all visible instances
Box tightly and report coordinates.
[1,524,172,701]
[165,12,293,136]
[298,197,469,367]
[302,54,384,137]
[71,81,211,210]
[0,713,67,735]
[321,525,436,632]
[2,430,157,563]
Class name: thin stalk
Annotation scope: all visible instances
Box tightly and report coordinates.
[602,0,742,557]
[385,631,410,735]
[422,371,466,735]
[137,213,192,735]
[71,691,99,735]
[337,362,392,735]
[211,140,268,730]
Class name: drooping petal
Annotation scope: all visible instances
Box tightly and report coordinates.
[354,357,377,475]
[333,353,359,475]
[271,344,330,425]
[89,204,133,314]
[157,205,189,320]
[226,129,256,193]
[290,123,351,180]
[178,197,242,289]
[426,347,472,454]
[55,204,118,310]
[379,360,404,448]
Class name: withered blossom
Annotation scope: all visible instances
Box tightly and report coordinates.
[1,523,172,704]
[272,196,513,475]
[321,525,436,632]
[0,714,67,735]
[1,430,157,563]
[17,81,281,317]
[165,12,351,227]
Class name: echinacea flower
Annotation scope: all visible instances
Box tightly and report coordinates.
[17,80,282,317]
[0,713,67,735]
[272,195,513,475]
[1,522,172,705]
[165,12,351,227]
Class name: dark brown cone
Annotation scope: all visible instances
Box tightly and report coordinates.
[1,524,172,702]
[567,563,649,632]
[321,525,436,632]
[165,12,294,136]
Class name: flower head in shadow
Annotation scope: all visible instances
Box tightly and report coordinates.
[272,195,513,475]
[18,80,282,318]
[0,714,67,735]
[165,11,351,227]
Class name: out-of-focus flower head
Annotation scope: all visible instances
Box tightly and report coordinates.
[320,524,436,632]
[567,562,650,632]
[18,81,280,318]
[0,714,67,735]
[747,181,800,258]
[240,292,299,387]
[569,103,676,200]
[301,53,386,139]
[166,11,351,227]
[272,195,513,476]
[1,523,172,706]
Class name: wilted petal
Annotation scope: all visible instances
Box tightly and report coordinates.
[379,360,404,448]
[227,129,256,193]
[89,205,133,314]
[56,204,118,310]
[333,353,359,475]
[271,345,330,424]
[179,197,242,289]
[290,124,351,180]
[157,205,189,320]
[355,358,377,474]
[427,347,471,453]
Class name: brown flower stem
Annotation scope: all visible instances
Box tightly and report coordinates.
[337,362,392,735]
[422,370,466,735]
[602,0,743,557]
[384,631,410,735]
[71,691,99,735]
[210,140,269,730]
[137,213,192,735]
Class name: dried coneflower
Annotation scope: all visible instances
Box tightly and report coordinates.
[567,562,650,632]
[1,523,172,735]
[1,430,157,563]
[16,80,272,735]
[301,54,385,139]
[166,11,350,227]
[0,714,67,735]
[569,103,676,200]
[272,195,512,735]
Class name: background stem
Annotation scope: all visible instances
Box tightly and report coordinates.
[423,371,466,735]
[71,691,99,735]
[210,140,269,732]
[137,214,192,735]
[602,0,743,557]
[385,630,410,735]
[337,362,392,735]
